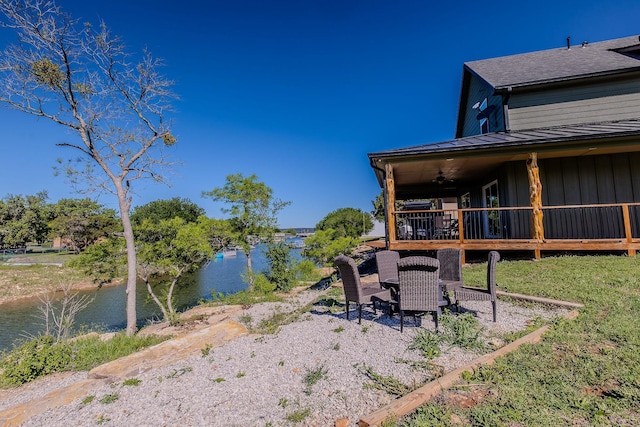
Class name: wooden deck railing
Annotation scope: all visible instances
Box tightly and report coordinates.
[390,203,640,258]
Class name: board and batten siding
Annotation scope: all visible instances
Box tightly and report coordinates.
[500,151,640,239]
[459,75,505,137]
[508,78,640,131]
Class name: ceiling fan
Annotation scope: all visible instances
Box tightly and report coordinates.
[432,170,454,185]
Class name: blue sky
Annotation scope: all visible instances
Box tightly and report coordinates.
[1,0,639,228]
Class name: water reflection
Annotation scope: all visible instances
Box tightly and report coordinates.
[0,244,302,352]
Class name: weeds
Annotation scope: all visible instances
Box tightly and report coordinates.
[95,414,111,425]
[81,395,95,405]
[439,312,485,351]
[98,393,119,404]
[286,407,311,423]
[123,378,141,386]
[238,313,252,327]
[407,311,485,361]
[252,307,300,335]
[165,366,192,379]
[303,363,328,395]
[359,364,416,397]
[201,343,213,357]
[408,329,441,359]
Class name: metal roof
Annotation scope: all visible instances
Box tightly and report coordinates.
[368,119,640,160]
[464,35,640,89]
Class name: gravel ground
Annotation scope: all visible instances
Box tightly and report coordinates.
[3,285,568,427]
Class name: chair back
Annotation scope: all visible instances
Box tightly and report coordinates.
[334,255,363,302]
[375,250,400,284]
[437,248,462,282]
[397,256,440,312]
[487,251,500,298]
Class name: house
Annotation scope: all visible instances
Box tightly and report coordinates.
[368,35,640,261]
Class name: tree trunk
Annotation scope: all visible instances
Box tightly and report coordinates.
[145,278,169,321]
[115,182,137,335]
[246,245,253,291]
[527,153,544,241]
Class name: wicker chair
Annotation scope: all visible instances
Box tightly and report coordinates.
[455,251,500,322]
[436,248,463,302]
[334,255,392,324]
[375,250,400,284]
[396,256,449,332]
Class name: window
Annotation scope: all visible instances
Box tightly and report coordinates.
[461,192,470,208]
[473,98,491,134]
[478,98,489,134]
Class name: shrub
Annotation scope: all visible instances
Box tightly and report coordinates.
[0,335,72,386]
[0,333,167,387]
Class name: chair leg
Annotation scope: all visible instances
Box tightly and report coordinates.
[400,310,404,333]
[492,300,497,322]
[434,311,439,332]
[345,301,350,320]
[358,304,363,324]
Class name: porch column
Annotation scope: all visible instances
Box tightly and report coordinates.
[527,153,544,259]
[385,163,397,244]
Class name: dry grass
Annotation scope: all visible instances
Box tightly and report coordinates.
[0,264,101,304]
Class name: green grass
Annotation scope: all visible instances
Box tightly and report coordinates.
[0,333,168,387]
[398,255,640,426]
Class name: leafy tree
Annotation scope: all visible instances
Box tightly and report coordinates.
[265,242,297,292]
[130,197,205,226]
[316,207,373,239]
[0,192,51,248]
[0,1,177,334]
[135,216,215,324]
[202,173,290,289]
[372,192,385,222]
[67,237,125,285]
[48,198,119,253]
[303,229,358,266]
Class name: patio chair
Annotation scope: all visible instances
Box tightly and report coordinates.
[437,248,463,292]
[396,256,449,332]
[375,250,400,285]
[433,214,453,239]
[455,251,500,322]
[334,255,392,324]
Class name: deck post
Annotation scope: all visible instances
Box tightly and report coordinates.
[527,153,544,259]
[385,163,397,245]
[622,204,636,257]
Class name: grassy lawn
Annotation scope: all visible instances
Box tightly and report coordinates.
[399,255,640,426]
[0,252,98,303]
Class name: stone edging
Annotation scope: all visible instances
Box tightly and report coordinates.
[355,292,583,427]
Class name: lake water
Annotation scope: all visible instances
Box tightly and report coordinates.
[0,243,302,352]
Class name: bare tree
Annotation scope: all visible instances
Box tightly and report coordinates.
[0,0,177,334]
[37,282,94,342]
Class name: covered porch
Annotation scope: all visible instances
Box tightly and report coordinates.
[368,121,640,262]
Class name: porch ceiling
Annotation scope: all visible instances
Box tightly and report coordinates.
[375,134,640,199]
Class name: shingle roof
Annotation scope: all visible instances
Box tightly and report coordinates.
[465,35,640,89]
[368,119,640,159]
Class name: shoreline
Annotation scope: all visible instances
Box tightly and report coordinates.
[0,277,124,307]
